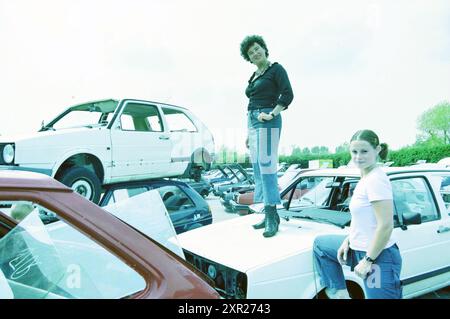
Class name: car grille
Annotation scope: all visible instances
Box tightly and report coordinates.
[184,249,247,299]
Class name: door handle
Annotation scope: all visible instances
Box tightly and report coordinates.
[437,225,450,234]
[159,135,170,140]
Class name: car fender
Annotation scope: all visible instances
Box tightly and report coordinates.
[302,269,365,299]
[52,148,110,180]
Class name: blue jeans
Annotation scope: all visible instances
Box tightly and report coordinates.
[313,235,403,299]
[247,108,282,206]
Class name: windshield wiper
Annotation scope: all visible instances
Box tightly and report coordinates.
[300,197,314,205]
[281,211,346,228]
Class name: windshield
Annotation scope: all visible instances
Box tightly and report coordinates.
[231,169,246,181]
[103,190,185,259]
[290,177,334,208]
[0,201,146,299]
[278,169,301,190]
[48,100,118,130]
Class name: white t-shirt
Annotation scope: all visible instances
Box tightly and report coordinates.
[348,167,396,252]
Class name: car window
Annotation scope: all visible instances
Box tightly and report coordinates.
[105,187,149,206]
[103,190,185,259]
[392,177,439,224]
[120,103,163,132]
[0,201,146,299]
[430,174,450,214]
[161,108,197,132]
[289,177,334,208]
[231,169,245,181]
[155,185,195,213]
[278,169,300,190]
[52,111,112,130]
[51,100,118,130]
[333,178,358,212]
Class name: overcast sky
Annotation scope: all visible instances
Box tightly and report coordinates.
[1,0,449,155]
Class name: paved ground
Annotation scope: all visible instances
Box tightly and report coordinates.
[204,194,449,299]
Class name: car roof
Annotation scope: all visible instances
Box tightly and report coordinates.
[103,178,189,189]
[119,98,188,110]
[0,171,71,191]
[69,98,188,111]
[300,166,450,178]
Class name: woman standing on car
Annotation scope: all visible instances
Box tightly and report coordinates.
[240,35,294,238]
[313,129,402,299]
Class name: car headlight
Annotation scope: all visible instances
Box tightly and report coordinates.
[3,144,14,164]
[207,264,217,279]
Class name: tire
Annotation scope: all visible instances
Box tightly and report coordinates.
[188,149,212,181]
[59,167,102,204]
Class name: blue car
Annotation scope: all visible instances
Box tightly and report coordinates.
[99,179,212,234]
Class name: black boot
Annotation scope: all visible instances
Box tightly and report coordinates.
[263,205,280,238]
[252,206,280,229]
[252,215,266,229]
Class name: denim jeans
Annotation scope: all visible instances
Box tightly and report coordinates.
[313,235,403,299]
[247,107,282,206]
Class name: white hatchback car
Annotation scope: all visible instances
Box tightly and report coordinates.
[175,167,450,299]
[0,99,215,203]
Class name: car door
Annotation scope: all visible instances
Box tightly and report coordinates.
[110,102,171,179]
[160,107,198,174]
[390,174,450,298]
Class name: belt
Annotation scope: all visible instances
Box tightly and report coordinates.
[247,106,274,111]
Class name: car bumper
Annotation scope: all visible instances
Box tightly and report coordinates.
[0,165,52,176]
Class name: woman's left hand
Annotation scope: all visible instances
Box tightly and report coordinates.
[257,112,273,122]
[354,259,373,279]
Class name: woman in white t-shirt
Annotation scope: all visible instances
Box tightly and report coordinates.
[313,129,402,299]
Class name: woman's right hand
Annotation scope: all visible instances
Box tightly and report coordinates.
[337,238,350,265]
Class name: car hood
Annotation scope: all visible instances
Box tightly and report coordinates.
[0,127,106,143]
[175,214,347,273]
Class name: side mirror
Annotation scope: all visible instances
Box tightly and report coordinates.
[403,212,422,226]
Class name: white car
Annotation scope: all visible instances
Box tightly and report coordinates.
[0,98,215,203]
[175,167,450,299]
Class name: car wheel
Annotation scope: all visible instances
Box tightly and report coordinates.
[59,167,101,204]
[189,150,212,181]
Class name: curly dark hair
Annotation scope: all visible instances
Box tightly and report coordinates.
[240,35,269,62]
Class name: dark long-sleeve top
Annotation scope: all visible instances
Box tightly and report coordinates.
[245,62,294,111]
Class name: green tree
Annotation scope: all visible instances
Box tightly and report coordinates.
[302,147,311,155]
[417,101,450,144]
[291,145,302,157]
[335,142,349,153]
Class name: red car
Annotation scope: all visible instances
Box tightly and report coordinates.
[0,171,219,299]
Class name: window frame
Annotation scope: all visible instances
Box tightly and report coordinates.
[118,102,164,133]
[161,107,198,133]
[390,175,441,226]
